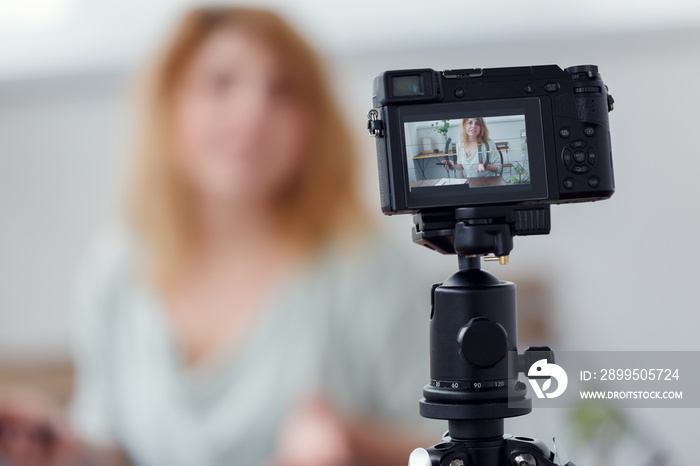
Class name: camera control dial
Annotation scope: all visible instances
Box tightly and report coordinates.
[564,64,599,77]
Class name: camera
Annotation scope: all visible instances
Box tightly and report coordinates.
[368,65,615,215]
[366,66,616,466]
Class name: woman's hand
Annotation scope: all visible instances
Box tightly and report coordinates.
[270,397,434,466]
[477,163,485,173]
[0,390,80,466]
[269,397,353,466]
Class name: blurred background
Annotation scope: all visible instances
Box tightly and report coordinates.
[1,0,699,464]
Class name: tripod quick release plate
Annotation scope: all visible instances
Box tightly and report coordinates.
[413,205,551,257]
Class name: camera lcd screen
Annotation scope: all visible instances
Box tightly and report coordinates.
[404,115,529,189]
[392,75,424,97]
[398,98,549,208]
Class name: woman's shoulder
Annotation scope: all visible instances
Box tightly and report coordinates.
[481,139,496,154]
[308,231,430,319]
[73,223,142,310]
[314,232,418,282]
[78,223,138,276]
[71,224,144,358]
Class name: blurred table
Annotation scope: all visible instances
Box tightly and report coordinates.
[412,152,453,180]
[0,363,74,405]
[467,176,506,187]
[410,176,506,188]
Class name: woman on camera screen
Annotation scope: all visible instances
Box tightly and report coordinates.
[453,117,502,178]
[0,7,434,466]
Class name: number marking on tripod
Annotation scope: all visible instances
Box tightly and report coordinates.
[430,379,511,390]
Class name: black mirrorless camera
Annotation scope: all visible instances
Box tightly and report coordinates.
[368,65,615,215]
[367,66,615,466]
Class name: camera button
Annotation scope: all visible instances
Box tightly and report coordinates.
[588,176,600,188]
[524,83,535,94]
[563,178,575,190]
[572,165,590,174]
[587,147,597,165]
[562,149,572,166]
[454,87,465,98]
[584,126,596,137]
[559,127,571,139]
[570,140,586,149]
[573,150,586,164]
[544,82,560,92]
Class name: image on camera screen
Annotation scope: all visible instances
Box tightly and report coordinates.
[404,115,530,190]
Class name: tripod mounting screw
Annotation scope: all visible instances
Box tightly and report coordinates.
[484,255,510,265]
[513,453,536,466]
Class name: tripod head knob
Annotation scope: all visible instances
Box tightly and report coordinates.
[517,346,555,373]
[408,448,432,466]
[457,318,508,368]
[513,453,536,466]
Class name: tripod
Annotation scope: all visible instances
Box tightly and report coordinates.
[407,205,575,466]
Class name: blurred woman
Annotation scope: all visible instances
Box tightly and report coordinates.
[0,7,433,466]
[451,117,502,178]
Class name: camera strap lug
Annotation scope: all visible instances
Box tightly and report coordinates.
[367,109,383,137]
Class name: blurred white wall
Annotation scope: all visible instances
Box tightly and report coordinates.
[0,72,126,362]
[1,1,700,463]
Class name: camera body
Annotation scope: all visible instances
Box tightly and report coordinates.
[370,64,615,215]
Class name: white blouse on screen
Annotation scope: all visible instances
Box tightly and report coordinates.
[455,140,501,178]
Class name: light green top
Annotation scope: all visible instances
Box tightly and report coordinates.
[455,139,503,177]
[69,227,439,466]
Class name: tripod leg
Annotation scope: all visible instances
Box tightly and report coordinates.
[409,435,567,466]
